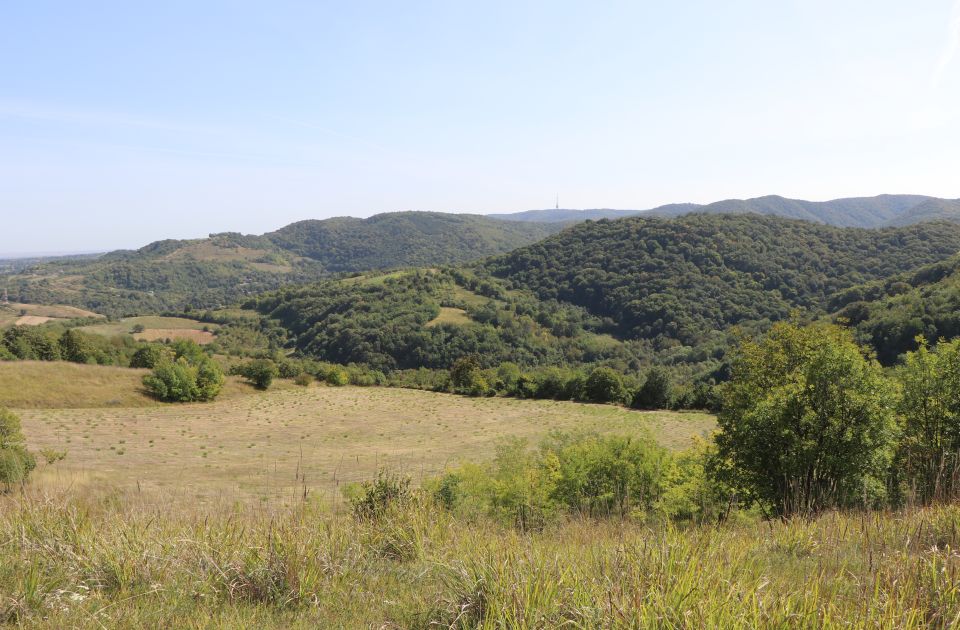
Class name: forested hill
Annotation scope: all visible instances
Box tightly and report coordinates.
[0,212,562,316]
[495,194,960,228]
[265,212,561,271]
[483,214,960,348]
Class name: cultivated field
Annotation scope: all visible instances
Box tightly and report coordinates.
[0,302,102,327]
[11,365,714,506]
[81,315,219,344]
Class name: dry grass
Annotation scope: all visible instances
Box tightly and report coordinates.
[425,307,473,327]
[0,302,102,327]
[16,383,714,507]
[0,361,276,409]
[82,316,218,337]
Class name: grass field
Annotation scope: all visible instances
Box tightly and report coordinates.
[0,362,280,409]
[425,306,473,327]
[17,381,714,506]
[0,302,102,327]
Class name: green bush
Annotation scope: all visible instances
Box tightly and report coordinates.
[583,367,628,404]
[129,344,170,369]
[143,356,225,402]
[632,367,672,409]
[0,408,35,490]
[326,367,349,386]
[233,359,279,389]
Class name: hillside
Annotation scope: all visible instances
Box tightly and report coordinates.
[494,194,960,228]
[830,253,960,363]
[0,213,562,316]
[483,214,960,348]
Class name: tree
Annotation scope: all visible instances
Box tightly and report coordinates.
[583,367,628,404]
[0,408,35,490]
[450,355,488,396]
[233,359,279,389]
[130,344,170,369]
[59,329,92,364]
[896,337,960,504]
[715,322,898,517]
[632,367,672,409]
[143,356,224,402]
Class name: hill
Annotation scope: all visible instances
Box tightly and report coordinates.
[0,213,562,316]
[483,214,960,348]
[830,253,960,363]
[494,194,960,228]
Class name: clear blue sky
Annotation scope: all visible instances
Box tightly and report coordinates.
[2,0,960,253]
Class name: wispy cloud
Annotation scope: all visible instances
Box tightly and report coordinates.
[934,0,960,85]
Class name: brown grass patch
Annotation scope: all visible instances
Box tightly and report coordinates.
[17,385,715,506]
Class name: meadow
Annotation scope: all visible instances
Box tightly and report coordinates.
[11,364,713,507]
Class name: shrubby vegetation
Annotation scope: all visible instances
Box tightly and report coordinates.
[230,358,279,389]
[142,341,225,402]
[0,408,35,491]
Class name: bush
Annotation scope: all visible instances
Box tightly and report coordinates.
[716,322,898,517]
[348,470,412,521]
[450,355,488,396]
[0,408,35,490]
[326,367,349,386]
[583,367,628,404]
[233,359,279,390]
[294,372,313,387]
[143,356,225,402]
[129,344,170,369]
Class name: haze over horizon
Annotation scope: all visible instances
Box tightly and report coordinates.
[3,0,960,253]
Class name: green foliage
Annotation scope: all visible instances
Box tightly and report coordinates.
[655,437,731,523]
[895,337,960,504]
[348,470,412,521]
[325,367,349,386]
[142,355,225,403]
[632,367,672,409]
[232,359,279,390]
[582,367,628,403]
[57,329,93,364]
[2,326,60,361]
[486,214,960,349]
[449,355,488,396]
[129,344,171,369]
[0,408,35,490]
[716,322,899,517]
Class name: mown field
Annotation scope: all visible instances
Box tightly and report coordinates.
[81,315,219,344]
[10,363,714,506]
[0,302,102,327]
[3,362,960,627]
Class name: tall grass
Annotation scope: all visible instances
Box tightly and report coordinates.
[2,483,960,628]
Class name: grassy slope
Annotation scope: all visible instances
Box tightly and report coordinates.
[0,362,273,409]
[2,487,958,627]
[19,383,714,505]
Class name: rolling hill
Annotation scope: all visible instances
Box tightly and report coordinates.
[494,194,960,228]
[0,212,563,316]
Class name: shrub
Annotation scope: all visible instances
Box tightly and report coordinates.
[583,367,628,404]
[716,322,899,517]
[450,355,488,395]
[0,408,35,490]
[143,356,224,402]
[129,344,170,369]
[294,372,313,387]
[348,470,412,521]
[233,359,279,389]
[326,367,349,386]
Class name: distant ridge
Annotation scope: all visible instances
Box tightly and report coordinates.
[490,194,960,228]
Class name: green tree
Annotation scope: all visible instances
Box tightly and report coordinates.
[143,356,224,403]
[234,359,279,390]
[450,355,488,396]
[583,367,628,404]
[896,336,960,504]
[716,322,899,517]
[58,329,92,364]
[0,408,36,490]
[129,344,170,369]
[632,367,672,409]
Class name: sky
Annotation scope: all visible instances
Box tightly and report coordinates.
[2,0,960,254]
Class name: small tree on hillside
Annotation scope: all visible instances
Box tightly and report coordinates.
[59,329,93,364]
[450,355,488,395]
[233,359,279,390]
[0,408,35,491]
[716,322,898,517]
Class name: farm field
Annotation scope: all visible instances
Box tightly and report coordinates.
[0,301,102,327]
[80,315,219,344]
[15,377,715,507]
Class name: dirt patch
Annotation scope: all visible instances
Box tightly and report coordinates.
[134,328,216,344]
[15,315,57,326]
